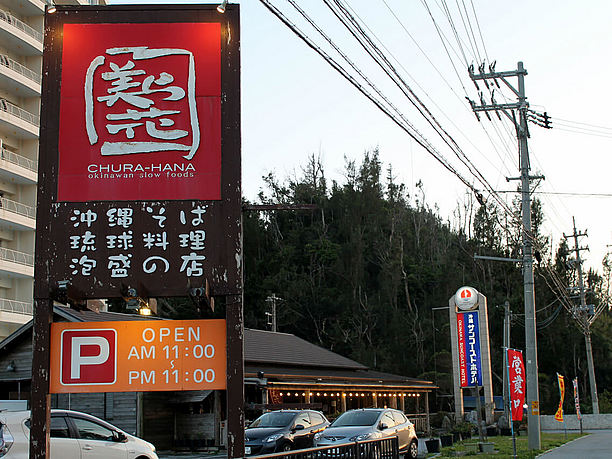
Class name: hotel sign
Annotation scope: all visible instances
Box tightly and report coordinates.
[457,311,482,387]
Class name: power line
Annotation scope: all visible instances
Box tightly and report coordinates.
[257,0,479,195]
[553,116,612,131]
[495,190,612,197]
[469,0,489,63]
[373,0,513,177]
[421,0,518,173]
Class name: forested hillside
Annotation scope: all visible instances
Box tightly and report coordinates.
[242,150,612,414]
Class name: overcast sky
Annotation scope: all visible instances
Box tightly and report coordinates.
[106,0,612,272]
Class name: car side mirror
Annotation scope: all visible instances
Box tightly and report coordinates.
[113,431,127,442]
[293,424,305,431]
[379,423,388,431]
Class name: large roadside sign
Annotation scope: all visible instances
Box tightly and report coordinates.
[35,6,241,300]
[50,319,226,393]
[32,5,244,458]
[456,311,482,387]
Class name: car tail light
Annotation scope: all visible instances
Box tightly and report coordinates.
[0,423,14,457]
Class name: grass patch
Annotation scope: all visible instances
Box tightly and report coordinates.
[428,432,586,458]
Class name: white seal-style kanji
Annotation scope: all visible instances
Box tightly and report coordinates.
[85,46,199,160]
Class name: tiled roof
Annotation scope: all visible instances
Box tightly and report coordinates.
[244,328,367,370]
[55,306,161,322]
[245,365,436,389]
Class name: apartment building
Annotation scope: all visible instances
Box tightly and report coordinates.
[0,0,104,340]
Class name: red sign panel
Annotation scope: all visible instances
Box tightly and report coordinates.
[58,22,221,201]
[60,328,117,386]
[507,349,525,421]
[457,314,467,386]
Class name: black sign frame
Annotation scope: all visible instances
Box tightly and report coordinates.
[35,5,241,300]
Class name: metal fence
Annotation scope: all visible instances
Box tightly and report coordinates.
[0,247,34,267]
[0,54,41,84]
[0,98,39,126]
[0,298,32,315]
[0,9,43,43]
[0,147,38,173]
[254,436,400,459]
[0,196,35,219]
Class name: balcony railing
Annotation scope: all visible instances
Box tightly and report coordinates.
[0,54,41,84]
[0,247,34,267]
[0,197,35,220]
[0,147,37,173]
[0,99,39,127]
[0,298,32,316]
[0,9,43,43]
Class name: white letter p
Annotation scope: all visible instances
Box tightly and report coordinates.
[71,336,110,379]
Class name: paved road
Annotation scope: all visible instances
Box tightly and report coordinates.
[537,430,612,459]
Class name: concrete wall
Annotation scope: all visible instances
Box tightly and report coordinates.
[541,414,612,430]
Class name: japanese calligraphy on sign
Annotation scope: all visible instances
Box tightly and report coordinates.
[35,10,241,300]
[68,204,207,280]
[507,348,525,421]
[457,311,482,387]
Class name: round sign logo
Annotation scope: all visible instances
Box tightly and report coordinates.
[455,286,479,310]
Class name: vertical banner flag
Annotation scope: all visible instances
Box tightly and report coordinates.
[457,311,482,387]
[507,349,526,421]
[573,377,582,421]
[555,373,565,422]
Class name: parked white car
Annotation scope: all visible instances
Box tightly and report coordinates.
[0,409,158,459]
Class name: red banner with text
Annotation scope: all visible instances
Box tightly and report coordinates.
[507,348,525,421]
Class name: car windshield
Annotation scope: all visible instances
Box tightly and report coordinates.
[249,412,297,428]
[331,411,381,427]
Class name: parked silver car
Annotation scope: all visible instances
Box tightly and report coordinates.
[314,408,418,458]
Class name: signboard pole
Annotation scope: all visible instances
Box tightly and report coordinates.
[30,298,53,459]
[474,384,485,442]
[226,294,244,457]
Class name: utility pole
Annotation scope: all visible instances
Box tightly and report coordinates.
[564,217,599,414]
[265,294,279,332]
[469,61,550,450]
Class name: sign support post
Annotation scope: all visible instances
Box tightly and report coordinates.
[226,293,245,457]
[30,298,53,459]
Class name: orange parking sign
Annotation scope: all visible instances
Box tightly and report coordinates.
[50,319,226,393]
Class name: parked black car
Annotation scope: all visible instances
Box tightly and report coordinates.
[245,409,330,455]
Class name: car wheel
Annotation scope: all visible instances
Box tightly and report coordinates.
[280,442,292,452]
[406,440,418,459]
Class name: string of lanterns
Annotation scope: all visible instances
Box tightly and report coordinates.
[277,391,422,398]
